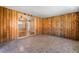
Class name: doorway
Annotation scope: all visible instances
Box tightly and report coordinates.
[18,14,36,38]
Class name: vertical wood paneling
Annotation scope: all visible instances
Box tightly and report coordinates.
[35,17,42,35]
[42,12,79,40]
[0,7,1,43]
[76,12,79,40]
[56,16,61,36]
[39,18,43,34]
[3,7,7,42]
[9,9,12,41]
[0,7,18,43]
[51,17,54,35]
[42,18,49,34]
[1,7,3,43]
[30,16,35,35]
[47,18,52,35]
[6,9,9,41]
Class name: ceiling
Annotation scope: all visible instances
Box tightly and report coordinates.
[5,6,79,18]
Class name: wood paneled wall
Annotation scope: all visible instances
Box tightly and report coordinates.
[42,18,52,35]
[35,17,42,34]
[0,7,18,43]
[76,13,79,40]
[42,13,79,40]
[0,7,42,44]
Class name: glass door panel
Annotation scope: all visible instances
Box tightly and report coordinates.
[18,14,27,37]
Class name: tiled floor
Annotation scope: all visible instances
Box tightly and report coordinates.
[0,35,79,53]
